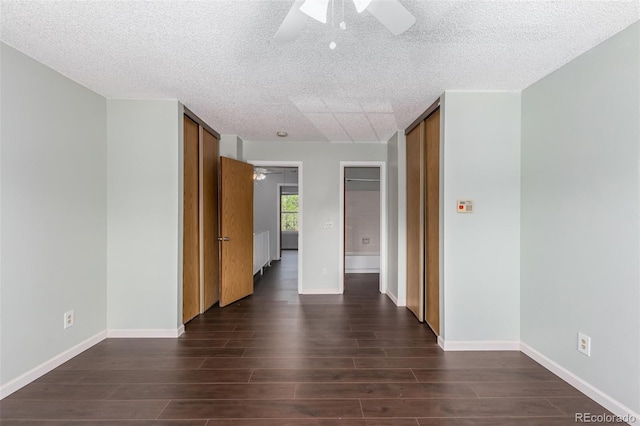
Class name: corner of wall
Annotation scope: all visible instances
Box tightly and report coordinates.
[237,136,244,161]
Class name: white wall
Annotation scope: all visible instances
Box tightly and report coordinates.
[385,131,407,306]
[220,135,243,160]
[244,141,386,293]
[106,100,183,334]
[441,91,521,344]
[1,43,107,391]
[386,133,400,303]
[253,169,298,259]
[345,191,380,254]
[521,21,640,414]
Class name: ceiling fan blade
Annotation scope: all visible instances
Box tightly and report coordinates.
[299,0,330,24]
[352,0,372,13]
[274,0,309,42]
[366,0,416,35]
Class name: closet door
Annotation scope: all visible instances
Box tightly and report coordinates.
[201,129,220,311]
[406,122,425,322]
[183,116,200,323]
[424,109,440,334]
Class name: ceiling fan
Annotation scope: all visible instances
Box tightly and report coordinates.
[253,167,284,181]
[274,0,416,42]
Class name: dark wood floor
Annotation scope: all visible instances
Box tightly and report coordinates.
[1,251,616,425]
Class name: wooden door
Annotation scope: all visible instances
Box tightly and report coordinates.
[201,129,219,311]
[219,157,254,307]
[183,116,200,323]
[424,109,440,334]
[406,123,425,321]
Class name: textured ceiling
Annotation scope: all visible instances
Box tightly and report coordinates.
[1,0,638,142]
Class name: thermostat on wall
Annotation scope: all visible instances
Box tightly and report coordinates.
[457,200,474,213]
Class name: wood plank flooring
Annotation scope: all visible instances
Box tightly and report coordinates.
[1,251,616,424]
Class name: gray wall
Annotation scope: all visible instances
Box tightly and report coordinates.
[244,141,386,293]
[345,192,380,254]
[442,91,521,343]
[1,43,107,387]
[386,133,400,303]
[345,167,380,254]
[220,135,243,160]
[253,168,298,258]
[106,100,183,332]
[521,22,640,413]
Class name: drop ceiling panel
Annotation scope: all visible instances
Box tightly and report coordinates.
[304,113,351,141]
[367,113,399,142]
[334,113,379,142]
[290,96,330,113]
[322,97,363,113]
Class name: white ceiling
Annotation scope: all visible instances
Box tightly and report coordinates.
[1,1,638,142]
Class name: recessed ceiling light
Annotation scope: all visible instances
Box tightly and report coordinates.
[277,131,288,137]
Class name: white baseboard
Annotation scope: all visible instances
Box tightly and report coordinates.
[521,343,639,426]
[107,328,183,338]
[386,291,399,305]
[437,335,445,350]
[0,330,107,399]
[345,269,381,273]
[300,288,342,295]
[384,292,407,307]
[440,339,521,351]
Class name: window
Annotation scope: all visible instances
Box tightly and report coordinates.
[281,194,299,232]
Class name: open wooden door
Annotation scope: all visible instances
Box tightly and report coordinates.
[219,156,254,307]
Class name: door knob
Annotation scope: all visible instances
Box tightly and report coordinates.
[218,237,230,241]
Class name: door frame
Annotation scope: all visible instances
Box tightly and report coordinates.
[339,161,387,295]
[248,160,304,294]
[276,183,299,258]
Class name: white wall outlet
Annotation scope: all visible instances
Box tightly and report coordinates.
[322,220,333,229]
[64,310,74,329]
[578,332,591,356]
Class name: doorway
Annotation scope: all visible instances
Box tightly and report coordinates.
[278,180,299,257]
[339,161,386,295]
[249,160,304,294]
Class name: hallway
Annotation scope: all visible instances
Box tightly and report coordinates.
[0,251,613,424]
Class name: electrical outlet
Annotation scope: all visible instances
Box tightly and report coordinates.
[64,310,74,329]
[578,332,591,356]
